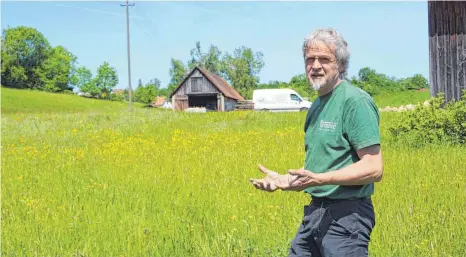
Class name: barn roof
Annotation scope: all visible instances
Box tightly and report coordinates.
[170,66,244,101]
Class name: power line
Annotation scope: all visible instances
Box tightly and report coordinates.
[131,7,157,40]
[121,0,135,111]
[54,3,124,18]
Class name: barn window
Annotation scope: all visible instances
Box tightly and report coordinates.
[191,77,202,92]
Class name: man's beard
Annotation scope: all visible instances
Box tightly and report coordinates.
[311,81,321,91]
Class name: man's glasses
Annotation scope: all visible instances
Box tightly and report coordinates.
[306,56,336,65]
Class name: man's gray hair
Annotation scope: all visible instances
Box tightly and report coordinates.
[302,28,350,79]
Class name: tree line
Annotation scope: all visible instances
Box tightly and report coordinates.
[1,26,119,100]
[134,41,429,103]
[1,25,429,104]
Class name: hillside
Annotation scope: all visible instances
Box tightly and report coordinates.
[373,89,431,108]
[1,87,144,114]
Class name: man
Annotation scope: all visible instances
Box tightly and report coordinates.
[250,28,383,257]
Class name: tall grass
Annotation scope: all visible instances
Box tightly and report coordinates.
[1,87,144,114]
[2,103,465,256]
[373,90,430,108]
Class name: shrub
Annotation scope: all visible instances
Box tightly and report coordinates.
[109,93,123,102]
[388,90,466,146]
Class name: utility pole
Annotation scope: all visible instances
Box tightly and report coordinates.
[121,0,135,111]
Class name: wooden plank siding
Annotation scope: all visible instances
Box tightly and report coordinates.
[428,1,466,103]
[225,97,237,111]
[173,70,220,96]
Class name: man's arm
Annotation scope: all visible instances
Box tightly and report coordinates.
[251,145,383,191]
[316,144,383,186]
[281,144,383,191]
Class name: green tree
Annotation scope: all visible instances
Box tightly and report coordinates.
[352,67,430,96]
[221,46,265,98]
[134,78,161,104]
[168,58,187,96]
[405,74,429,90]
[142,84,158,104]
[257,81,280,89]
[187,42,224,74]
[134,84,144,102]
[147,78,161,91]
[36,45,77,92]
[94,62,118,99]
[145,78,161,104]
[1,26,52,89]
[188,41,203,70]
[71,66,98,96]
[158,88,169,97]
[203,45,223,74]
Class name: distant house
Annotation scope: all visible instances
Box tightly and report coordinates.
[151,96,172,109]
[169,66,244,112]
[161,101,172,109]
[112,89,125,95]
[152,96,167,107]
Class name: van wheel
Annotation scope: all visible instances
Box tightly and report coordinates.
[300,107,309,112]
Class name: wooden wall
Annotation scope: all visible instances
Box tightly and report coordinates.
[225,97,237,111]
[173,69,220,96]
[428,1,466,103]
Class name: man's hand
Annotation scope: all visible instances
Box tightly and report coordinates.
[285,168,325,191]
[250,165,325,192]
[249,164,296,192]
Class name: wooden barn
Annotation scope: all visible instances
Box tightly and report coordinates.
[428,1,466,103]
[169,66,244,111]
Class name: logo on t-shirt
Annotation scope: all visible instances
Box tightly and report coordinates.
[319,120,338,132]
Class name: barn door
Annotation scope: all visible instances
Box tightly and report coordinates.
[174,95,188,111]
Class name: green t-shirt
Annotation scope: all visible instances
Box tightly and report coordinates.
[303,80,381,199]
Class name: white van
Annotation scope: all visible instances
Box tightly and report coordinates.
[252,88,312,112]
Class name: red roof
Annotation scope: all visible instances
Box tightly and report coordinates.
[152,96,166,106]
[170,67,244,101]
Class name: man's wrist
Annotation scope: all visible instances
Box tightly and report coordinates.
[316,172,332,186]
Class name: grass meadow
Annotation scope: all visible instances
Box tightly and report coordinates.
[1,88,145,114]
[372,90,430,108]
[1,87,465,256]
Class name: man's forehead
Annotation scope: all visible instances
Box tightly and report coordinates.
[305,42,335,56]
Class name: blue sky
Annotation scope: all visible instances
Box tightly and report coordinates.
[2,1,430,90]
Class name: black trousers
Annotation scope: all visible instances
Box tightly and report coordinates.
[288,197,376,257]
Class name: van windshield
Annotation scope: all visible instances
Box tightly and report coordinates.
[290,94,301,101]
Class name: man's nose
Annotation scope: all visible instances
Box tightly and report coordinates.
[311,59,323,69]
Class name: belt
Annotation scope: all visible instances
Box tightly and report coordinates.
[311,196,370,205]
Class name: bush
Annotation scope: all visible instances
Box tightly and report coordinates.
[388,90,466,146]
[350,68,429,97]
[109,93,124,102]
